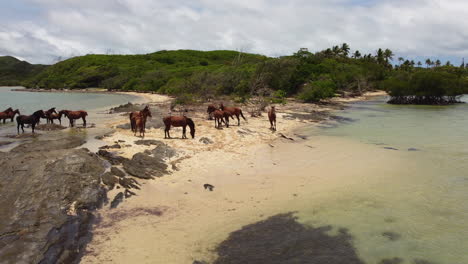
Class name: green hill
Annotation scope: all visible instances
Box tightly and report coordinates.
[0,56,48,86]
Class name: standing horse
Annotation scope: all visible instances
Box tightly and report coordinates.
[130,105,152,133]
[16,110,46,134]
[220,103,246,126]
[268,106,276,131]
[44,107,57,124]
[47,111,63,124]
[163,116,195,139]
[212,109,230,128]
[60,110,88,127]
[133,115,146,137]
[207,104,217,120]
[1,109,20,123]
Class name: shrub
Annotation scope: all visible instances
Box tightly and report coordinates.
[298,79,336,102]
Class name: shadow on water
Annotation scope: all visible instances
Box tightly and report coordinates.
[211,213,365,264]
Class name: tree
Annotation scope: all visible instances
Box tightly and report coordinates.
[435,59,441,67]
[376,49,385,64]
[398,57,404,65]
[332,46,341,56]
[341,43,350,57]
[353,50,361,59]
[425,59,432,68]
[383,49,394,64]
[445,61,451,67]
[417,61,422,67]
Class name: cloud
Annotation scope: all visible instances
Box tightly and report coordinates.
[1,0,468,64]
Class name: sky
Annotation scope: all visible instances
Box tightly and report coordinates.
[0,0,467,65]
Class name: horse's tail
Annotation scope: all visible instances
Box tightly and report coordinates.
[240,110,246,121]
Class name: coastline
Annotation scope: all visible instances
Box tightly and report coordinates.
[78,90,388,263]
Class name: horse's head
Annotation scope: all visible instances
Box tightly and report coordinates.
[186,118,196,138]
[143,105,152,118]
[207,105,217,114]
[271,106,276,111]
[59,110,69,117]
[13,109,20,115]
[33,110,46,118]
[50,107,57,114]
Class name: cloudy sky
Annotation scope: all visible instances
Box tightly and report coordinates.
[1,0,467,64]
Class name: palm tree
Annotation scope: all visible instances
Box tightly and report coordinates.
[398,57,404,65]
[425,59,432,68]
[383,49,394,64]
[417,61,422,67]
[376,49,385,64]
[445,61,451,66]
[332,46,340,56]
[353,50,361,59]
[435,59,441,67]
[341,43,350,57]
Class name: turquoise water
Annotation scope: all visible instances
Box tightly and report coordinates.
[0,87,137,117]
[297,96,468,264]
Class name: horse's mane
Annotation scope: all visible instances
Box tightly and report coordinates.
[3,107,13,112]
[33,110,44,116]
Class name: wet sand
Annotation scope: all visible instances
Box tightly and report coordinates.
[78,91,394,263]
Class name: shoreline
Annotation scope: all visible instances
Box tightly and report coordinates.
[79,90,387,263]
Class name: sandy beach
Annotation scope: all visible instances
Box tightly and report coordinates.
[78,91,389,263]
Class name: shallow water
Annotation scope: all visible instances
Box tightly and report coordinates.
[296,96,468,264]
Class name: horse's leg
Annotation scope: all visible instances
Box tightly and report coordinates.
[59,118,61,125]
[17,122,20,134]
[32,123,35,134]
[21,124,24,133]
[182,125,187,139]
[236,114,240,126]
[83,116,86,127]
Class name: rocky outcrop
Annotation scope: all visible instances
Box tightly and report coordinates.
[0,136,105,264]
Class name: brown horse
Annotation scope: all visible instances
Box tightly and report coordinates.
[220,103,246,126]
[163,116,195,139]
[44,107,57,124]
[133,115,146,137]
[47,111,63,125]
[0,109,20,123]
[130,105,151,133]
[16,110,46,134]
[60,110,88,127]
[206,104,217,120]
[268,106,276,131]
[212,109,230,128]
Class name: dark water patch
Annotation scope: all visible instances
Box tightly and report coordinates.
[330,115,358,123]
[378,257,404,264]
[382,231,401,241]
[283,111,329,122]
[408,148,421,151]
[0,141,12,147]
[211,212,365,264]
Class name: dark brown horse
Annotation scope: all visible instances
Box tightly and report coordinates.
[130,105,152,133]
[44,107,57,124]
[0,109,20,123]
[60,110,88,127]
[268,106,276,131]
[16,110,46,134]
[163,116,195,139]
[212,109,230,128]
[207,104,217,120]
[220,103,246,126]
[47,111,63,125]
[133,115,146,137]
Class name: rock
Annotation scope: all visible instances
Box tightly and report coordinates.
[408,148,420,151]
[116,123,131,129]
[110,192,124,209]
[94,132,114,140]
[119,177,140,190]
[11,136,86,153]
[102,172,119,189]
[97,150,129,165]
[35,123,67,131]
[111,167,126,177]
[134,139,162,146]
[99,144,121,150]
[278,133,294,141]
[199,137,214,144]
[379,258,404,264]
[0,138,105,263]
[383,147,398,150]
[123,153,168,179]
[204,184,214,191]
[0,141,13,147]
[193,261,208,264]
[382,231,401,241]
[146,142,177,160]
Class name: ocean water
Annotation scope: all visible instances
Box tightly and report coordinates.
[296,96,468,264]
[0,87,138,116]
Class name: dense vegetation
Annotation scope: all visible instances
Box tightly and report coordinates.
[2,47,467,104]
[0,56,48,86]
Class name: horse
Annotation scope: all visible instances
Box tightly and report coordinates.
[163,116,195,139]
[206,104,217,120]
[268,106,277,131]
[60,110,88,127]
[130,105,152,133]
[47,111,63,125]
[220,103,246,126]
[133,115,146,137]
[0,109,20,123]
[212,109,230,128]
[44,107,57,124]
[16,110,46,134]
